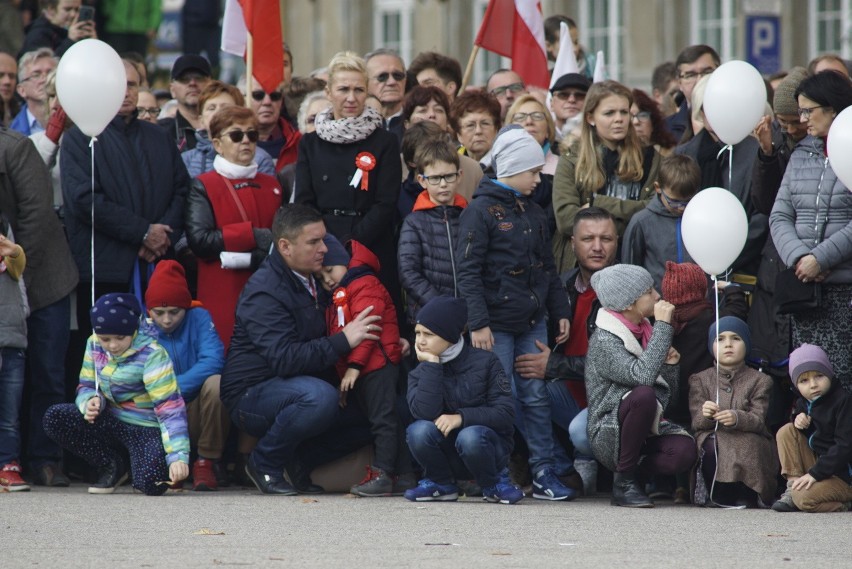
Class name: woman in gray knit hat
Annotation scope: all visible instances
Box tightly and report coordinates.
[585,264,697,507]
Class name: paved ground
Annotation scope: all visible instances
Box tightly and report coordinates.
[4,484,851,568]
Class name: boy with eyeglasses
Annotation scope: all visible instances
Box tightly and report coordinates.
[622,154,701,289]
[398,139,468,325]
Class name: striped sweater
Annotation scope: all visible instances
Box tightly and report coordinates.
[75,322,190,465]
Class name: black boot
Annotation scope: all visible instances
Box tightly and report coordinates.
[612,470,653,508]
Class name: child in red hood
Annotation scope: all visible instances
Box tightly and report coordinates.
[319,235,407,497]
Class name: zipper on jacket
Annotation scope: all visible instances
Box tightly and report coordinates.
[169,335,182,375]
[813,156,828,245]
[444,207,459,297]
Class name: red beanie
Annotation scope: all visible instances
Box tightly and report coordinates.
[662,261,707,306]
[145,260,192,309]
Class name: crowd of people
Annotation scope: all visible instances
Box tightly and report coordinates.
[1,4,851,513]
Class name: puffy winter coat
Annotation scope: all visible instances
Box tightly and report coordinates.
[792,378,852,483]
[397,190,466,323]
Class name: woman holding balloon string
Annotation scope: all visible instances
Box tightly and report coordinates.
[769,71,852,391]
[552,80,661,273]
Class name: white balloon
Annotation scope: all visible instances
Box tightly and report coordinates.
[681,187,749,275]
[828,106,852,192]
[703,61,766,145]
[56,39,126,137]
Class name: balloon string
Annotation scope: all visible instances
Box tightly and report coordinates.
[89,135,98,395]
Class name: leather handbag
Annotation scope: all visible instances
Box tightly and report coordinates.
[773,268,821,314]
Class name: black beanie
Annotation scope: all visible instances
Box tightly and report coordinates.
[416,297,468,343]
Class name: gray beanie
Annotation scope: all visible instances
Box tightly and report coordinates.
[590,264,655,311]
[491,125,545,178]
[773,67,808,117]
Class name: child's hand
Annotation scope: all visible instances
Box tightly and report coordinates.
[665,347,680,365]
[471,327,494,351]
[415,345,440,363]
[554,318,571,344]
[702,401,719,418]
[434,414,462,437]
[790,473,816,491]
[340,368,360,392]
[84,396,101,423]
[713,409,738,427]
[169,461,189,484]
[794,413,811,430]
[338,389,348,409]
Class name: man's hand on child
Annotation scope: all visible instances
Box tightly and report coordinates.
[340,368,360,392]
[713,409,738,427]
[790,473,816,491]
[342,305,382,348]
[665,347,681,365]
[794,412,811,430]
[514,339,550,379]
[554,318,570,344]
[84,397,101,423]
[471,327,494,351]
[169,462,189,484]
[434,414,462,437]
[702,401,719,418]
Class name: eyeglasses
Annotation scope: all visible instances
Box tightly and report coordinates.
[660,190,691,210]
[631,111,651,122]
[137,107,160,116]
[489,82,524,97]
[678,67,715,82]
[553,90,586,101]
[374,71,406,83]
[420,172,460,185]
[798,105,826,119]
[21,71,49,83]
[174,72,208,85]
[460,119,495,132]
[221,129,260,143]
[512,111,547,123]
[251,90,284,102]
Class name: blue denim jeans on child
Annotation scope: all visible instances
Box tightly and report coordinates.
[491,319,558,475]
[0,347,26,465]
[407,420,509,488]
[545,380,593,463]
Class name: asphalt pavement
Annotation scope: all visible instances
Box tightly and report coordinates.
[4,484,851,568]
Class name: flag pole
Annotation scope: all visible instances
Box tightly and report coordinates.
[460,45,481,92]
[245,31,254,108]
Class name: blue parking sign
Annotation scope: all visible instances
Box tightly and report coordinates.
[746,15,781,75]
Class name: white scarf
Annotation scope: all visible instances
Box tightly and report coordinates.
[439,337,465,363]
[213,154,258,180]
[314,105,384,144]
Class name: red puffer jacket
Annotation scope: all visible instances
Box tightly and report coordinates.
[325,240,401,379]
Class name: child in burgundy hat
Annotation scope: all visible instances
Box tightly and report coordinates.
[145,260,226,491]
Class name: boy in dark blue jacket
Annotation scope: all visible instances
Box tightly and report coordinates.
[456,126,574,500]
[406,297,521,504]
[773,344,852,513]
[145,260,225,491]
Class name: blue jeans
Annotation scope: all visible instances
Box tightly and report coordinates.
[0,348,26,465]
[26,295,71,466]
[406,420,509,487]
[492,320,557,474]
[568,408,592,458]
[545,380,593,467]
[231,375,339,475]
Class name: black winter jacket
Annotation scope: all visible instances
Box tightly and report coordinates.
[219,250,351,411]
[60,115,190,283]
[397,190,465,323]
[19,16,74,57]
[407,343,515,448]
[793,381,852,483]
[456,177,569,333]
[543,268,601,382]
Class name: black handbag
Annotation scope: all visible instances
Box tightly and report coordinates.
[774,268,822,314]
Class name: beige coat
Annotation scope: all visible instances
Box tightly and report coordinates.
[688,365,779,504]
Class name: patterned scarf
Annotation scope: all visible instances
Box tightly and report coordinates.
[314,105,384,144]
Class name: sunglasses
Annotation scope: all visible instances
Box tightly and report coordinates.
[137,107,161,116]
[251,90,284,102]
[221,129,259,143]
[375,71,406,83]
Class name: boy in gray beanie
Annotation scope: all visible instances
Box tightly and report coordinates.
[455,124,575,501]
[773,344,852,513]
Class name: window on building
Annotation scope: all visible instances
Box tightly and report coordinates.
[809,0,852,59]
[690,0,740,61]
[373,0,414,64]
[577,0,624,81]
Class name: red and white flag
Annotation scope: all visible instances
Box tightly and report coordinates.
[221,0,284,92]
[474,0,549,89]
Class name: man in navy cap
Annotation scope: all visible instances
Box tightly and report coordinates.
[549,72,590,146]
[158,54,212,151]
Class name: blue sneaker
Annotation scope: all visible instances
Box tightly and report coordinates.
[533,467,578,501]
[403,478,459,502]
[482,481,524,504]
